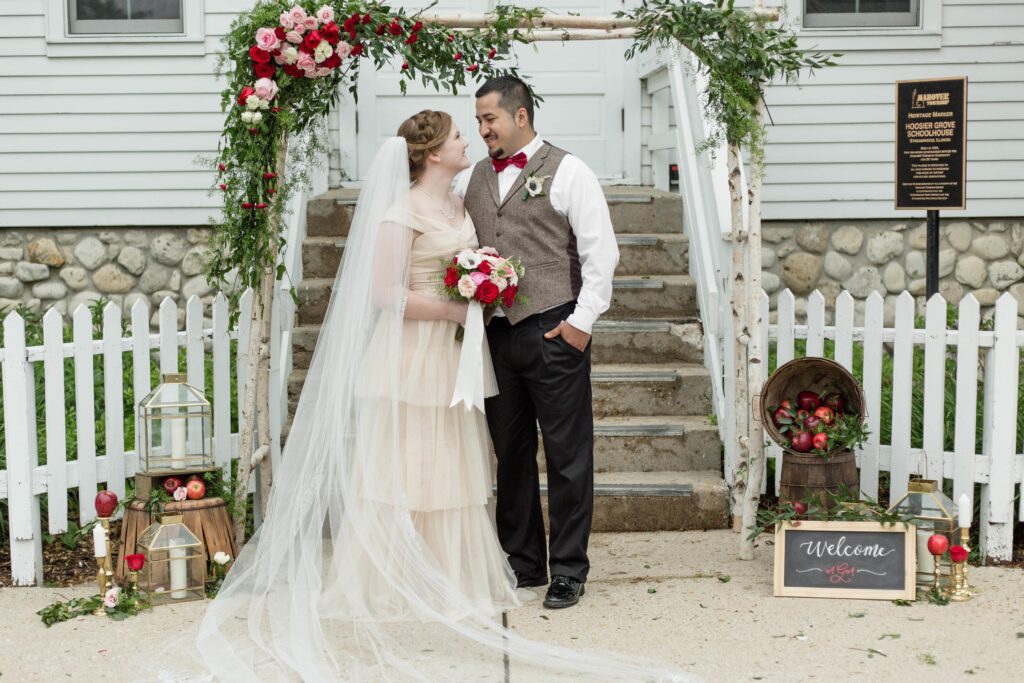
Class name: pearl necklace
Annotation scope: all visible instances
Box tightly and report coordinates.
[414,186,455,220]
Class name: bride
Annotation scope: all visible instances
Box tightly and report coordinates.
[183,110,694,682]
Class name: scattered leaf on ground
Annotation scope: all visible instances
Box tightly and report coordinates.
[644,564,651,569]
[717,575,731,583]
[918,653,937,666]
[879,633,901,640]
[539,615,549,621]
[848,612,866,618]
[699,603,706,609]
[907,617,925,622]
[1017,632,1024,639]
[647,588,657,594]
[892,599,912,607]
[794,632,807,641]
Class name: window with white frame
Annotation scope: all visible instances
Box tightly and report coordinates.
[68,0,184,35]
[804,0,920,28]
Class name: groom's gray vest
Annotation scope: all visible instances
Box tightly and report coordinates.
[464,142,581,325]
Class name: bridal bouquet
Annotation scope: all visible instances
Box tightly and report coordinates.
[439,247,526,340]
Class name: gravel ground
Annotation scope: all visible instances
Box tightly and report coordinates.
[2,530,1022,682]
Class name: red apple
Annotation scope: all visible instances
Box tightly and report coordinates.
[793,502,808,515]
[797,390,821,411]
[823,393,845,415]
[95,490,118,518]
[813,406,835,426]
[927,534,949,556]
[772,406,793,428]
[162,477,183,495]
[790,431,813,453]
[812,432,829,451]
[185,478,206,500]
[795,409,810,426]
[804,415,822,431]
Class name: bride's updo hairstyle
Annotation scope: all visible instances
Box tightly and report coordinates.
[397,110,453,182]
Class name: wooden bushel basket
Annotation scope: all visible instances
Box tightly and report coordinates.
[759,357,865,507]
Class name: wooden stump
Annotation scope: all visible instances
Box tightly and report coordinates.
[116,497,239,582]
[779,450,859,509]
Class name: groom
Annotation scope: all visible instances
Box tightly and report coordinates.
[455,76,618,609]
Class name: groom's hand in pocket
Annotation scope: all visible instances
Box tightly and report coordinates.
[544,321,590,352]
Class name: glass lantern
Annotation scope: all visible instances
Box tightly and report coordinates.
[136,513,206,606]
[137,373,213,473]
[887,479,958,590]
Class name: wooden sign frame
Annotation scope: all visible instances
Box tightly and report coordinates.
[774,521,916,600]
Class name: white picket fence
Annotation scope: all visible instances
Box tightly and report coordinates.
[761,288,1023,562]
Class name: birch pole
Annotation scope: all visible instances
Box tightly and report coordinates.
[232,134,286,544]
[727,140,750,534]
[740,102,767,560]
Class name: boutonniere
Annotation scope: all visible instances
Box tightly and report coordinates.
[522,174,552,200]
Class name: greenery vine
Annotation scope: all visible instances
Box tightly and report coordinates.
[205,1,544,315]
[621,0,839,171]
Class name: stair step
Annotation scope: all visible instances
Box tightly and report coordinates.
[540,470,729,532]
[305,187,683,239]
[591,319,704,365]
[295,276,698,326]
[592,363,712,417]
[302,232,689,280]
[555,416,721,472]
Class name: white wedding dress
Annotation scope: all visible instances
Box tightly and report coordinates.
[150,137,695,683]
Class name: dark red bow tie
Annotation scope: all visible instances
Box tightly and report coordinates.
[492,152,528,173]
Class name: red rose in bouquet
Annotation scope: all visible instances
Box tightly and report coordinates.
[475,281,499,305]
[444,267,459,287]
[501,284,518,308]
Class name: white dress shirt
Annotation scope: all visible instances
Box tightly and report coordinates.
[454,135,618,335]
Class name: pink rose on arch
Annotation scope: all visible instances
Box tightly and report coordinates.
[285,30,303,44]
[303,16,319,31]
[334,40,352,59]
[279,11,294,29]
[255,27,280,52]
[469,271,489,286]
[287,5,307,26]
[313,67,332,78]
[254,77,278,101]
[273,52,288,66]
[316,5,334,24]
[296,51,316,73]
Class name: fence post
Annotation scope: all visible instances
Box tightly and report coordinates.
[980,294,1019,561]
[3,312,43,585]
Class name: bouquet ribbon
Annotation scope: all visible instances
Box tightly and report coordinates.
[450,300,486,412]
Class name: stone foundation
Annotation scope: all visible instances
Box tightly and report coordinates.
[762,217,1024,326]
[0,228,217,328]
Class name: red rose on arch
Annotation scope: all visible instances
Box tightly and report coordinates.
[322,21,340,44]
[444,267,459,287]
[475,281,500,305]
[323,53,341,69]
[254,61,276,79]
[388,20,401,36]
[283,63,305,78]
[362,14,372,24]
[274,26,286,41]
[236,86,256,106]
[375,23,386,35]
[351,43,364,56]
[477,260,493,275]
[249,45,271,63]
[501,284,517,308]
[302,30,322,51]
[405,33,418,45]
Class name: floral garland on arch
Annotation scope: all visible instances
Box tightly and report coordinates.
[206,1,543,306]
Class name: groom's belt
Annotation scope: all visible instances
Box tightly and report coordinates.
[491,300,575,327]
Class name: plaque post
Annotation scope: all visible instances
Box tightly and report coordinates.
[926,210,940,298]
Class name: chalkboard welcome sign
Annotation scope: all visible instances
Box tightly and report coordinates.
[774,521,916,600]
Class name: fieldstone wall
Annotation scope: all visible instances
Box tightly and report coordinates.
[762,217,1024,326]
[0,228,217,328]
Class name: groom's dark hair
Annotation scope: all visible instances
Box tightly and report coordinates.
[475,76,535,127]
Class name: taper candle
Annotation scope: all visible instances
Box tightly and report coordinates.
[92,524,107,558]
[958,493,972,529]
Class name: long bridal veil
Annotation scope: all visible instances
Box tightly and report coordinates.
[157,137,696,682]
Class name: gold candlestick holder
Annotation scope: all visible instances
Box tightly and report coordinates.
[93,517,115,614]
[949,527,978,601]
[931,556,945,598]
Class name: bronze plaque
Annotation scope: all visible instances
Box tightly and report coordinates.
[895,77,967,210]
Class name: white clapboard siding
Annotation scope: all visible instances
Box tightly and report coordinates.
[758,287,1024,562]
[72,305,97,525]
[757,0,1024,220]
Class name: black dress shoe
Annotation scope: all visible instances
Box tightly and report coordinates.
[543,575,585,609]
[514,571,548,589]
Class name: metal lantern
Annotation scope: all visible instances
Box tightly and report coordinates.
[887,479,958,590]
[136,513,206,606]
[138,373,213,473]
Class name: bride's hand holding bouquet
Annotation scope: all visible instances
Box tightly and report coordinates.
[440,247,526,340]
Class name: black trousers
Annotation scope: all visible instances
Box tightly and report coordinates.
[485,301,594,583]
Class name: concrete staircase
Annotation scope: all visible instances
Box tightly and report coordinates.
[289,187,729,532]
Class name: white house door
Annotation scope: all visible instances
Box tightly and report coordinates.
[338,0,631,182]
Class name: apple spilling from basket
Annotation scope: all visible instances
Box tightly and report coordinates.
[770,390,857,455]
[161,474,207,501]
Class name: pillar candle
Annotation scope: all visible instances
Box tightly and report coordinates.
[169,541,188,599]
[916,528,934,580]
[958,493,972,529]
[170,419,186,469]
[92,524,107,558]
